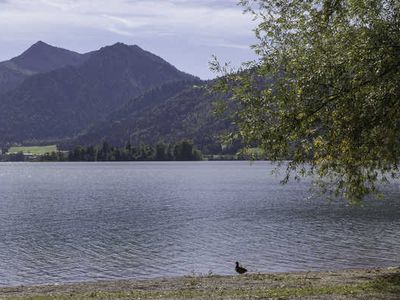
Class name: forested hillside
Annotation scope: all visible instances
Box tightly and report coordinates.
[0,43,196,145]
[67,80,234,154]
[0,41,89,94]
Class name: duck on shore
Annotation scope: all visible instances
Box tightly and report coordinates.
[235,261,247,274]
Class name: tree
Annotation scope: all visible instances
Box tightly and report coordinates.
[213,0,400,202]
[8,151,25,162]
[173,140,202,161]
[1,145,8,154]
[135,143,154,161]
[174,140,193,161]
[86,146,97,161]
[155,141,169,161]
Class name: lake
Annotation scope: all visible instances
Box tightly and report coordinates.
[0,161,399,286]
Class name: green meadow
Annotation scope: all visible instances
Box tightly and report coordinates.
[7,145,58,155]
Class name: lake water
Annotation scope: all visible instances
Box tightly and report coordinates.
[0,162,399,287]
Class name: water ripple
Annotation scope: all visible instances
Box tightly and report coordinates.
[0,162,399,286]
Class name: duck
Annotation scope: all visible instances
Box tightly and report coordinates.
[235,261,247,274]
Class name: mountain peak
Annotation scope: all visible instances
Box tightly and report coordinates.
[25,41,55,53]
[111,42,128,47]
[33,40,50,47]
[99,42,137,53]
[20,41,64,56]
[10,41,87,74]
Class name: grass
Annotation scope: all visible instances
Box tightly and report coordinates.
[2,270,400,300]
[7,145,58,155]
[1,282,394,300]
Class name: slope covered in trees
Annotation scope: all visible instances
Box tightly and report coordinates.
[0,43,196,145]
[67,80,234,154]
[0,41,89,94]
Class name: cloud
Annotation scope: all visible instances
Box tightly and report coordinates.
[0,0,257,78]
[0,0,254,43]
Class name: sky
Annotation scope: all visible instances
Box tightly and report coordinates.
[0,0,258,79]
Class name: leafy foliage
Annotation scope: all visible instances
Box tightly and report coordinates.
[213,0,400,202]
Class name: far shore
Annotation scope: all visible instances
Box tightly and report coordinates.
[1,267,399,299]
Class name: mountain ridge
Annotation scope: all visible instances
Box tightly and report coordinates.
[0,41,90,94]
[0,42,199,145]
[10,41,90,73]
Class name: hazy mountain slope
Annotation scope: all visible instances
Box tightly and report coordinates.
[0,43,196,144]
[0,41,89,94]
[66,82,233,154]
[0,63,30,95]
[10,41,89,73]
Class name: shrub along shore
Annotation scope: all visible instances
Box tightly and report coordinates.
[1,267,399,300]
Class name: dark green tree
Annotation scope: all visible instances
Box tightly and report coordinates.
[86,146,97,161]
[174,140,202,161]
[155,142,169,161]
[97,142,110,161]
[69,146,86,161]
[8,151,25,162]
[137,143,155,161]
[47,141,202,162]
[1,146,8,154]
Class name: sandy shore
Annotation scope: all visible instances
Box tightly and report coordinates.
[1,267,399,299]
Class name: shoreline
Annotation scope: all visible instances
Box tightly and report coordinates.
[1,267,399,299]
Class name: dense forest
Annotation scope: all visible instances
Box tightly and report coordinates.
[38,140,203,162]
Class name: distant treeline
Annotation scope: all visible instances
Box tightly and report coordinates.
[40,140,202,162]
[0,152,26,162]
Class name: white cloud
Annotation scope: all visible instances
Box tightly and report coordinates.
[0,0,257,78]
[0,0,253,43]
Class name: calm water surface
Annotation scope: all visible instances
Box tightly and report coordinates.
[0,162,399,286]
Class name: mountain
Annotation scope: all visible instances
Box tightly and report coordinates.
[9,41,89,73]
[66,81,234,154]
[0,41,89,94]
[0,43,197,144]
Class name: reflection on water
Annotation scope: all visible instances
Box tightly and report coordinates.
[0,162,399,286]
